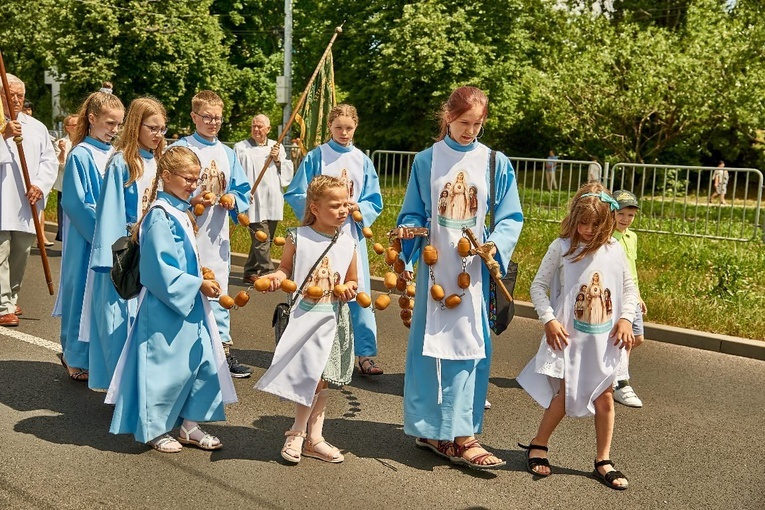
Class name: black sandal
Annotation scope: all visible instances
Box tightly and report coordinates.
[593,459,629,490]
[518,442,551,477]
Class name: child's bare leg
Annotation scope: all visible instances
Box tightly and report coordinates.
[593,388,628,488]
[526,382,566,475]
[281,395,313,463]
[304,380,343,462]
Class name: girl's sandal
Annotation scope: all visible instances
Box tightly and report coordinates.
[177,424,222,450]
[149,434,183,453]
[451,439,506,471]
[518,442,552,477]
[415,437,456,460]
[302,437,344,463]
[593,459,629,490]
[281,430,306,463]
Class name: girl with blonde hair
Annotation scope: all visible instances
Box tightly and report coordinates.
[285,104,384,376]
[55,91,124,382]
[257,175,359,464]
[108,146,236,453]
[84,97,167,390]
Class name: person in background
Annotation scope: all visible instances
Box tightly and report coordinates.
[53,115,78,241]
[587,158,601,183]
[235,114,294,282]
[545,149,558,190]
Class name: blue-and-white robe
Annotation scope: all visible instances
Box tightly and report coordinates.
[171,133,250,344]
[396,135,523,439]
[284,139,383,357]
[56,136,114,369]
[107,192,236,443]
[84,149,157,390]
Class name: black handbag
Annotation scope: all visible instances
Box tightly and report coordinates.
[272,229,340,344]
[110,206,167,300]
[488,150,519,335]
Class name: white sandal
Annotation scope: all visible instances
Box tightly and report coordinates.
[149,434,183,453]
[177,424,222,450]
[281,430,307,463]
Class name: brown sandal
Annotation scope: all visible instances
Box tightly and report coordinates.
[358,358,383,376]
[415,437,456,460]
[451,439,506,470]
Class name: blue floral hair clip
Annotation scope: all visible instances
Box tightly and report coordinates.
[580,191,619,211]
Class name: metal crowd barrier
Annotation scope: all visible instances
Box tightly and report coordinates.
[368,150,763,242]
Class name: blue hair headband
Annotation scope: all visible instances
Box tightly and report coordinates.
[580,191,619,211]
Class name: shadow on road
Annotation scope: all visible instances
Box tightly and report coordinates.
[0,359,144,454]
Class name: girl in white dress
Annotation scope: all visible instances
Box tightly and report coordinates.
[256,175,359,464]
[516,183,638,490]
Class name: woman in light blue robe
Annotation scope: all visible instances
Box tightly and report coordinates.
[396,89,523,469]
[86,149,156,390]
[285,138,383,368]
[108,190,232,447]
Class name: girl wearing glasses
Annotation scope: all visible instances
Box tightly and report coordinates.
[55,91,125,382]
[107,146,236,453]
[83,97,167,391]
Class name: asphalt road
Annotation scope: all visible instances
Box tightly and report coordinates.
[1,246,763,510]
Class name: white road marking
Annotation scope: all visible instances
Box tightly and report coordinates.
[0,328,61,352]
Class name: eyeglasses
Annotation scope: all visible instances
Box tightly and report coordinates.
[142,123,168,136]
[194,113,225,125]
[172,173,202,186]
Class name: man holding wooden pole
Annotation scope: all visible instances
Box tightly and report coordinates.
[0,74,57,326]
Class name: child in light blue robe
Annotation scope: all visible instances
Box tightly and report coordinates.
[395,87,523,470]
[57,136,114,374]
[285,137,383,370]
[85,149,157,390]
[108,189,236,450]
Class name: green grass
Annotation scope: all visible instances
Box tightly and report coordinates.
[47,188,765,340]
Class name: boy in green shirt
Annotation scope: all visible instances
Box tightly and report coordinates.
[611,190,645,408]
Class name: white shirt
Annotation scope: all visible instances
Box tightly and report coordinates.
[234,138,293,222]
[0,113,58,233]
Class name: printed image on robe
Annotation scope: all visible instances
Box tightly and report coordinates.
[573,271,613,334]
[200,159,227,196]
[141,178,155,215]
[299,256,340,312]
[339,168,355,201]
[437,171,478,228]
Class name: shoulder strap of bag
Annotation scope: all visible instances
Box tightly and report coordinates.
[489,150,497,231]
[288,228,340,308]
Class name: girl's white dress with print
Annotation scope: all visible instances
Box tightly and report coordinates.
[517,238,636,417]
[255,227,356,406]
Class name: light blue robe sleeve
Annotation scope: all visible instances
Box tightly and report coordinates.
[140,209,203,317]
[357,155,383,226]
[61,148,98,243]
[91,155,131,272]
[395,149,433,265]
[485,151,524,275]
[224,145,251,223]
[284,147,322,219]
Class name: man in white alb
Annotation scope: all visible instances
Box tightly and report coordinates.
[0,74,57,327]
[234,114,294,283]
